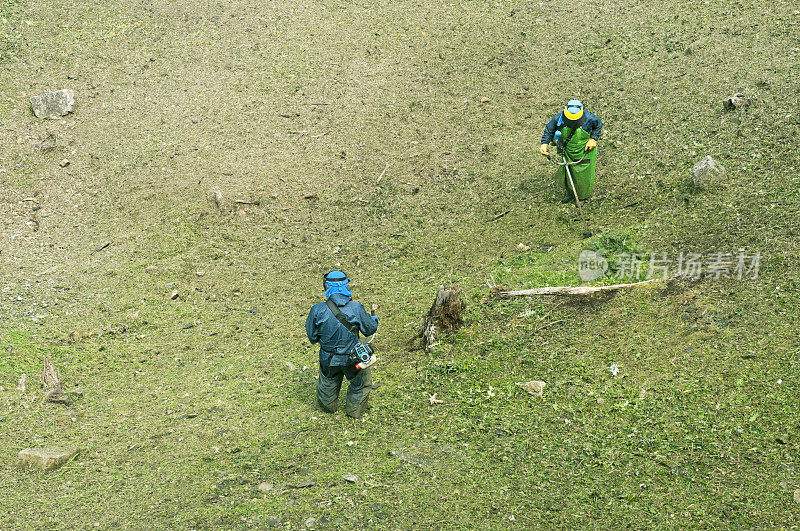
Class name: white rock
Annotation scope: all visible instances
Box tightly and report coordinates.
[19,447,78,472]
[692,155,726,188]
[30,90,75,119]
[516,380,546,397]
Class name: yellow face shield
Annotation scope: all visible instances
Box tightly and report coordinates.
[564,106,584,121]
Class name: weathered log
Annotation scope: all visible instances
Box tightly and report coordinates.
[501,279,658,297]
[408,286,466,351]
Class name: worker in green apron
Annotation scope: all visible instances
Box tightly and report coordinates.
[539,100,603,202]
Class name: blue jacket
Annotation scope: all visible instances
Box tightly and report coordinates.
[306,293,379,367]
[541,110,603,144]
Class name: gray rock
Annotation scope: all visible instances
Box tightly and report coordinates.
[257,482,273,492]
[692,155,725,188]
[288,478,316,488]
[723,93,750,111]
[342,473,357,483]
[30,89,75,119]
[34,133,57,152]
[19,447,78,472]
[304,517,317,527]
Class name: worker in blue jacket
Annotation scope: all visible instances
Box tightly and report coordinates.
[539,99,603,202]
[305,271,379,418]
[539,99,603,153]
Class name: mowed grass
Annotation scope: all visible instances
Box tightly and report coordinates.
[0,0,799,528]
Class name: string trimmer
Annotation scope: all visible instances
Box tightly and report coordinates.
[545,146,594,238]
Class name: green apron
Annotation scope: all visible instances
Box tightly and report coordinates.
[555,126,596,200]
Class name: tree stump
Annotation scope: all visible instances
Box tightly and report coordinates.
[42,353,70,406]
[408,286,466,351]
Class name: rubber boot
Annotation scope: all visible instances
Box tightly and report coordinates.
[316,372,343,413]
[345,367,372,419]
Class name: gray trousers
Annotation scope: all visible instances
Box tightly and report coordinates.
[317,364,372,419]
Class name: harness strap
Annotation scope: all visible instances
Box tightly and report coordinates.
[325,298,360,338]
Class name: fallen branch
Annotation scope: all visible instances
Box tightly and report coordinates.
[501,278,659,297]
[532,319,563,334]
[487,209,511,222]
[91,242,111,255]
[376,162,389,184]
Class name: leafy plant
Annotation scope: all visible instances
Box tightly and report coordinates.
[585,231,650,280]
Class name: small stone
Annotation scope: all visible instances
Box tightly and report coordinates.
[723,93,750,111]
[44,387,71,405]
[287,478,316,489]
[196,271,205,277]
[19,447,79,472]
[342,473,357,483]
[34,133,57,152]
[794,488,800,505]
[516,380,546,397]
[776,434,790,445]
[284,361,298,371]
[692,155,726,188]
[170,290,179,300]
[257,482,272,492]
[304,517,316,527]
[480,96,490,103]
[59,159,70,167]
[209,190,228,212]
[30,89,75,119]
[302,192,318,200]
[517,243,531,251]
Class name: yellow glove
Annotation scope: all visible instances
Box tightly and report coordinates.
[539,144,550,157]
[585,138,598,151]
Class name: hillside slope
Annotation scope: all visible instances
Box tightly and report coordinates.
[1,0,799,527]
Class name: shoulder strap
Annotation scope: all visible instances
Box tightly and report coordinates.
[325,298,360,337]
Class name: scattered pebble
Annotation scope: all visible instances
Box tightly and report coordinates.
[342,473,357,483]
[287,478,316,489]
[516,380,546,397]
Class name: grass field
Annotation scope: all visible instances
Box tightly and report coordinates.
[1,0,799,528]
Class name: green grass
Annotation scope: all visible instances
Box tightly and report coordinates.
[0,0,799,528]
